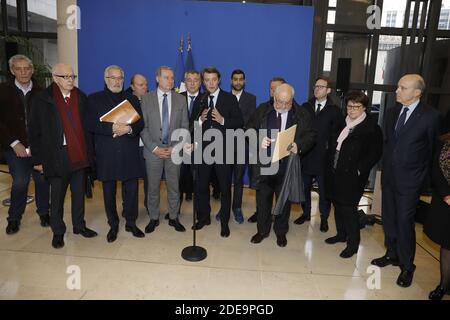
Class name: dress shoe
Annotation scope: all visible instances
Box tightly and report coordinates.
[220,223,230,238]
[107,227,118,243]
[339,246,358,259]
[40,214,50,227]
[320,219,329,232]
[325,235,346,245]
[396,269,414,288]
[6,221,20,235]
[371,254,399,267]
[52,234,64,249]
[250,233,268,244]
[192,219,211,231]
[429,285,449,300]
[125,225,145,238]
[185,193,193,201]
[294,214,310,225]
[169,218,186,232]
[276,234,287,247]
[233,208,244,224]
[248,212,257,223]
[145,220,160,233]
[73,227,98,238]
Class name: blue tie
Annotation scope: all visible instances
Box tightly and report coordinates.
[162,93,169,145]
[395,107,409,134]
[189,95,195,117]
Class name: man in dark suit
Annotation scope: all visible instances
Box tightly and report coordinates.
[372,74,441,288]
[248,83,316,247]
[295,76,345,232]
[227,69,257,224]
[247,77,286,223]
[29,63,98,249]
[193,67,244,237]
[87,65,145,242]
[0,54,50,234]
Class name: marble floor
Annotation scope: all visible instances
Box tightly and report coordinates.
[0,166,446,300]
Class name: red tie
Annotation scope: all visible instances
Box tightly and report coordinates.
[65,96,71,105]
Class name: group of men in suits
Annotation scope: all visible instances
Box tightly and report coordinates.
[0,54,442,288]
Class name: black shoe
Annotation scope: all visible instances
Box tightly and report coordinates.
[339,246,358,259]
[52,234,64,249]
[248,212,257,223]
[125,225,145,238]
[429,285,448,300]
[276,234,287,247]
[397,269,414,288]
[220,223,230,238]
[325,235,346,245]
[73,227,98,238]
[40,214,50,227]
[294,215,310,225]
[192,219,211,231]
[6,221,20,235]
[371,254,399,267]
[250,233,268,244]
[185,193,192,201]
[169,218,186,232]
[107,227,118,243]
[320,219,329,232]
[145,220,159,233]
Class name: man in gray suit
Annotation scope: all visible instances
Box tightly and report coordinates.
[140,66,189,233]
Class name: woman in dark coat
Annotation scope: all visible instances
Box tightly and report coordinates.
[424,133,450,300]
[324,91,383,258]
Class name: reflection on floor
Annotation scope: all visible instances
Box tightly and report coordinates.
[0,167,446,300]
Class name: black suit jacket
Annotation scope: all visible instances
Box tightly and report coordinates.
[181,91,203,135]
[381,101,441,191]
[238,91,257,127]
[28,85,94,178]
[301,98,345,175]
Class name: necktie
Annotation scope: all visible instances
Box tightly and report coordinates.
[65,96,71,105]
[189,95,195,117]
[316,103,321,115]
[277,112,282,131]
[395,107,409,134]
[162,93,169,145]
[208,95,214,127]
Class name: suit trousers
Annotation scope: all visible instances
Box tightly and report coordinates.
[332,201,360,250]
[48,147,86,235]
[382,182,419,272]
[103,178,138,228]
[301,173,331,219]
[232,163,246,210]
[256,174,291,236]
[197,163,231,224]
[4,149,50,222]
[146,153,180,220]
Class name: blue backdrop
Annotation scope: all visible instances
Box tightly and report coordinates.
[77,0,313,104]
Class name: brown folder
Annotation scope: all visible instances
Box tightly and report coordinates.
[99,99,141,124]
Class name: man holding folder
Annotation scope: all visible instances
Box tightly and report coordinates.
[247,83,316,247]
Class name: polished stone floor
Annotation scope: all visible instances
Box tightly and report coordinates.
[0,166,446,300]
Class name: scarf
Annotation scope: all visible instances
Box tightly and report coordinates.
[52,83,89,171]
[439,141,450,186]
[336,112,367,151]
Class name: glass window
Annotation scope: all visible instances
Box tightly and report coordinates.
[427,38,450,91]
[439,0,450,30]
[323,50,332,72]
[334,0,373,26]
[26,0,57,33]
[328,0,337,8]
[375,35,402,85]
[7,0,19,31]
[327,9,336,24]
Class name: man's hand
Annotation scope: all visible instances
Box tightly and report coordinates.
[212,108,224,125]
[153,147,171,159]
[112,123,131,137]
[13,143,30,158]
[33,165,43,173]
[289,142,298,154]
[200,108,209,122]
[262,137,274,149]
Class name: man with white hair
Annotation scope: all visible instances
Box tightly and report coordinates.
[29,63,98,249]
[247,83,316,247]
[87,65,145,243]
[0,54,50,235]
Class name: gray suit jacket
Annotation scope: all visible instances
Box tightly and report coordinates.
[140,90,189,159]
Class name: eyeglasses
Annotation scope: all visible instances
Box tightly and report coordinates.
[54,74,77,81]
[313,85,328,90]
[106,76,124,81]
[346,104,363,110]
